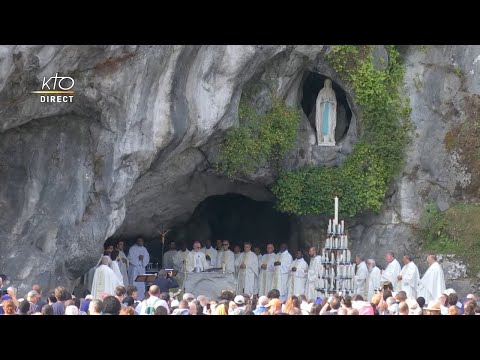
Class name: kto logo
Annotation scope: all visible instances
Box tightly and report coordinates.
[31,73,75,103]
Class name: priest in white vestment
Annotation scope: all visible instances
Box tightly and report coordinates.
[236,242,259,295]
[110,250,124,286]
[172,242,190,291]
[84,243,114,292]
[162,241,177,270]
[271,243,293,302]
[233,245,242,275]
[366,259,381,302]
[306,247,322,301]
[353,255,369,299]
[258,243,276,296]
[397,255,420,299]
[201,239,217,269]
[173,243,190,272]
[217,240,235,274]
[380,251,402,291]
[253,246,263,294]
[128,237,150,300]
[418,254,446,303]
[91,256,121,300]
[288,250,308,297]
[116,240,129,286]
[187,241,208,272]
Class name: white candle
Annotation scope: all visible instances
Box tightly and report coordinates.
[334,237,338,249]
[341,220,344,234]
[334,196,339,224]
[347,250,351,263]
[328,219,332,234]
[331,252,335,263]
[343,250,346,264]
[345,235,348,248]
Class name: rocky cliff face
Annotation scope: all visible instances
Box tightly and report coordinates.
[1,45,479,295]
[350,45,480,292]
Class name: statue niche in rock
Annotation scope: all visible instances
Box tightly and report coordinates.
[315,78,337,146]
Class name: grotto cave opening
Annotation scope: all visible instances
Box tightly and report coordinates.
[301,71,352,143]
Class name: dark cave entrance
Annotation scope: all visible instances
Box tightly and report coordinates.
[301,72,352,143]
[160,193,291,254]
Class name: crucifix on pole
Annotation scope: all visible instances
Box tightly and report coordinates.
[157,227,171,268]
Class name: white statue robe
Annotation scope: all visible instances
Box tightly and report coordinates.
[187,251,208,272]
[162,249,177,270]
[258,253,276,296]
[201,247,218,269]
[288,258,308,297]
[235,251,259,295]
[173,250,190,272]
[127,244,150,300]
[315,79,337,146]
[306,256,321,301]
[367,266,381,302]
[418,261,446,303]
[353,261,369,299]
[399,261,420,299]
[117,250,129,286]
[217,249,235,274]
[111,260,124,286]
[381,258,402,291]
[271,250,293,302]
[91,264,121,300]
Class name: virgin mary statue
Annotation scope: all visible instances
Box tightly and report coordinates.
[315,78,337,146]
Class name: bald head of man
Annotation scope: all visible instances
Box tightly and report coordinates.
[149,285,160,297]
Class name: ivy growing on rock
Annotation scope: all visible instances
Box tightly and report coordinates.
[217,45,411,218]
[273,45,411,217]
[216,97,301,178]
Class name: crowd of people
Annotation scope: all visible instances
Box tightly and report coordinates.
[1,236,479,315]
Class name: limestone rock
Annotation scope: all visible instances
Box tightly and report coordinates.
[2,45,480,296]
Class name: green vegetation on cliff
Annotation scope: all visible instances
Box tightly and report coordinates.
[216,97,301,178]
[273,45,411,217]
[218,45,411,218]
[419,202,480,276]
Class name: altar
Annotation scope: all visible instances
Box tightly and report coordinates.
[183,271,237,299]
